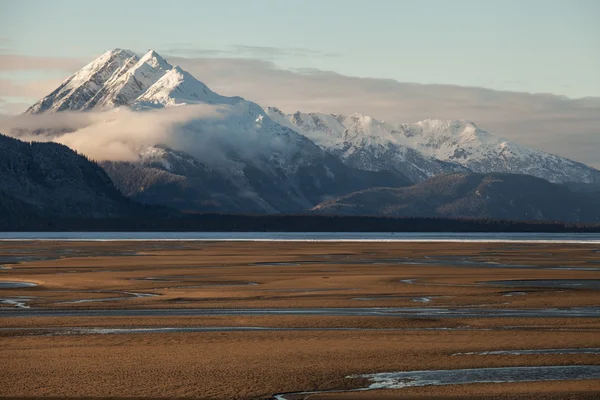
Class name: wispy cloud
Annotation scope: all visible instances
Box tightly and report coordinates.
[0,77,64,98]
[165,44,339,60]
[0,54,85,72]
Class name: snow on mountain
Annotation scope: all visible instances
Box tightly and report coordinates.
[396,119,600,184]
[132,66,248,109]
[83,50,173,110]
[26,49,138,113]
[266,108,466,183]
[24,49,408,213]
[267,108,600,184]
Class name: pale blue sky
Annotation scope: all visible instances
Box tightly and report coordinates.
[1,0,599,97]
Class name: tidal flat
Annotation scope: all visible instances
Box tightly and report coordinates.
[1,240,599,399]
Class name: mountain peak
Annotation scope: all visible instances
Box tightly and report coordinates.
[132,65,225,108]
[26,48,139,114]
[139,49,172,70]
[87,49,138,73]
[83,49,173,110]
[413,119,478,136]
[267,106,285,118]
[349,112,368,119]
[107,48,136,56]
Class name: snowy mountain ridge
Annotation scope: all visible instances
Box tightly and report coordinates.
[266,108,600,184]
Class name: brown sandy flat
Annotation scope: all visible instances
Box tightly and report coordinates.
[1,241,599,399]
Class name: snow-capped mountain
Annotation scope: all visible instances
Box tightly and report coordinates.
[24,49,408,213]
[267,109,600,184]
[21,48,599,215]
[267,108,466,182]
[396,119,600,184]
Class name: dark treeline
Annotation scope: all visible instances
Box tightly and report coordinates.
[2,213,600,233]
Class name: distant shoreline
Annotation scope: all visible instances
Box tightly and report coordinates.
[2,232,600,243]
[2,214,600,233]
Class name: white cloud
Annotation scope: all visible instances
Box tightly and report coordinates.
[0,105,233,162]
[165,45,339,59]
[0,103,295,168]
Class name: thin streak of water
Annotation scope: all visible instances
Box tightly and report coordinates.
[274,365,600,399]
[2,306,600,318]
[0,281,38,289]
[453,348,600,356]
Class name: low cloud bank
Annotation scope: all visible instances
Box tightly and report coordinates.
[0,105,240,162]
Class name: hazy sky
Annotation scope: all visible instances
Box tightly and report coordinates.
[1,0,599,97]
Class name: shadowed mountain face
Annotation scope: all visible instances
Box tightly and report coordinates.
[0,133,150,226]
[100,148,408,213]
[312,173,600,223]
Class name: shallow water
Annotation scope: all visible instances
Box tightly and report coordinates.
[0,326,483,336]
[263,288,359,293]
[352,295,413,301]
[2,306,600,318]
[411,297,434,303]
[58,291,158,304]
[3,324,596,337]
[453,348,600,356]
[406,256,600,271]
[250,262,301,266]
[484,279,600,290]
[0,281,38,289]
[502,291,529,297]
[274,365,600,399]
[359,366,600,390]
[6,325,597,336]
[0,296,35,308]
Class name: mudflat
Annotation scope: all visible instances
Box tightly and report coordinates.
[1,241,599,399]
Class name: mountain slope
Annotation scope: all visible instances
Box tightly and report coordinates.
[313,173,600,223]
[83,50,172,110]
[397,119,600,183]
[24,49,410,213]
[267,108,466,183]
[267,109,600,184]
[26,49,138,113]
[0,133,150,221]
